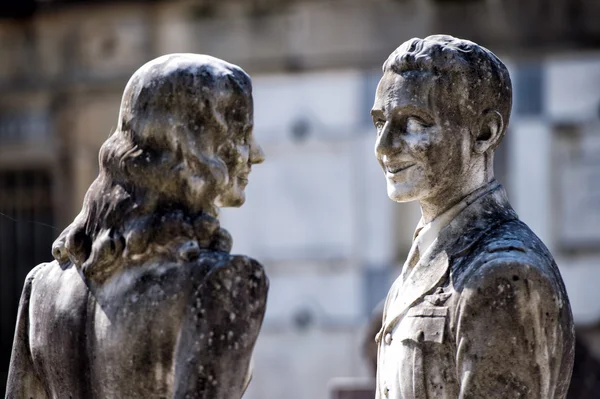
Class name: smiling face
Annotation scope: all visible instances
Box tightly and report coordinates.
[372,70,473,203]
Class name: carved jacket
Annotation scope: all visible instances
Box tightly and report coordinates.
[6,250,267,399]
[375,184,575,399]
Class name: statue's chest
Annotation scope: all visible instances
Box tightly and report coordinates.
[377,287,460,399]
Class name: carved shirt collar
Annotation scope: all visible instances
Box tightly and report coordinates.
[413,180,502,259]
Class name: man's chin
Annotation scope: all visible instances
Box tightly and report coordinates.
[387,184,419,203]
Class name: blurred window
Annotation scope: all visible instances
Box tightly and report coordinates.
[554,122,600,251]
[0,113,51,143]
[514,62,543,117]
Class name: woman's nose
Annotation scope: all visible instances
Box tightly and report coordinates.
[249,137,265,165]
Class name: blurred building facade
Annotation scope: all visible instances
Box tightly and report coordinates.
[1,0,600,397]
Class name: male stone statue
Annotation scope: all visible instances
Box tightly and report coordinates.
[371,35,575,398]
[6,54,268,398]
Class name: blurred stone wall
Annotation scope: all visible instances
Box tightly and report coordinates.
[1,0,600,397]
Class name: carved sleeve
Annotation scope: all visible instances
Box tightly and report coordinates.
[173,256,268,399]
[5,265,47,399]
[454,257,572,399]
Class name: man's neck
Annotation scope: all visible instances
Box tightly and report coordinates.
[419,176,496,224]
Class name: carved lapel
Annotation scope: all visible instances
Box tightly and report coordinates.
[380,183,517,334]
[382,248,450,334]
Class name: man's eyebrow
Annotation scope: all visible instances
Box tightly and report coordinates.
[389,104,433,120]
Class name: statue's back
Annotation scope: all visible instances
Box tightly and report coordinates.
[7,53,267,399]
[9,251,267,399]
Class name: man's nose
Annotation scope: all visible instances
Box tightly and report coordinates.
[374,122,401,157]
[249,137,265,165]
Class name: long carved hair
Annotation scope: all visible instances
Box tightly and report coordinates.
[52,54,253,283]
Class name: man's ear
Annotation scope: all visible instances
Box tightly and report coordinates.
[473,110,504,154]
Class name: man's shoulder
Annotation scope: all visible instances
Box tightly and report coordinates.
[484,218,549,251]
[453,218,564,293]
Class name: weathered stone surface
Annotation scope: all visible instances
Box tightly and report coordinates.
[371,35,575,398]
[6,54,268,398]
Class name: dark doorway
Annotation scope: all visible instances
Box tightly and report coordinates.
[0,168,55,395]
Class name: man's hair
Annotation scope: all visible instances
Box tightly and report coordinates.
[383,35,512,145]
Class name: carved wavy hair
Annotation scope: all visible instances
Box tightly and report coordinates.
[52,54,252,283]
[383,35,512,147]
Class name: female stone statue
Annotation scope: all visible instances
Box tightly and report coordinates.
[6,54,268,399]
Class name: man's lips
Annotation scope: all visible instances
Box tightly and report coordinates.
[384,162,416,174]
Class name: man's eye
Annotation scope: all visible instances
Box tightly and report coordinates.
[405,117,429,134]
[374,120,386,131]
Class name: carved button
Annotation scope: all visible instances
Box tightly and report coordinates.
[384,332,392,345]
[384,387,389,397]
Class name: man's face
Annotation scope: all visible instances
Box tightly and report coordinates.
[372,70,473,203]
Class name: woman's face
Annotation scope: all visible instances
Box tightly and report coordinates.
[178,90,265,211]
[215,117,265,208]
